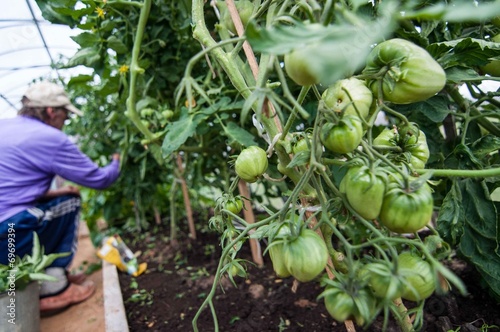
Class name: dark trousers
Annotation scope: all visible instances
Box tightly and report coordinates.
[0,195,81,268]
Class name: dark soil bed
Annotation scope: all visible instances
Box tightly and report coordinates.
[118,222,500,332]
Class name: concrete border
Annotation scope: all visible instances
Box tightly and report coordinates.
[102,260,129,332]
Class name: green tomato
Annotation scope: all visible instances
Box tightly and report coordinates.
[284,48,321,86]
[268,244,291,278]
[361,262,403,300]
[320,115,363,154]
[235,146,268,183]
[480,34,500,77]
[363,38,446,104]
[282,229,328,282]
[161,109,174,120]
[291,134,311,154]
[323,289,357,323]
[225,197,243,214]
[220,0,254,34]
[374,127,430,169]
[323,287,376,326]
[379,179,434,233]
[343,165,386,220]
[268,214,302,278]
[321,78,373,119]
[398,252,436,301]
[140,107,155,118]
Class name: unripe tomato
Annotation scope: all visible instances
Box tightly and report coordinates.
[480,34,500,77]
[360,262,403,300]
[379,179,434,233]
[140,108,155,118]
[323,287,376,326]
[220,0,254,34]
[324,289,357,323]
[363,39,446,104]
[291,133,311,154]
[320,115,363,154]
[161,109,174,120]
[225,197,243,214]
[282,229,328,282]
[284,48,321,86]
[398,252,436,301]
[321,78,373,119]
[268,214,302,278]
[268,223,292,278]
[342,166,386,220]
[373,127,430,169]
[235,146,268,183]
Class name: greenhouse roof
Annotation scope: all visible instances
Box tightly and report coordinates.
[0,0,86,119]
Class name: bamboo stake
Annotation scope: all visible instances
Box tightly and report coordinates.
[176,153,197,240]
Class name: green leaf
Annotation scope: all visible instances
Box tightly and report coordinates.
[442,2,500,23]
[470,135,500,160]
[223,122,257,148]
[35,0,80,27]
[107,36,128,54]
[437,181,464,245]
[394,96,450,123]
[71,32,101,48]
[68,74,94,86]
[67,47,101,68]
[403,2,500,23]
[161,115,202,156]
[445,67,482,84]
[458,179,500,298]
[287,151,310,168]
[429,38,500,69]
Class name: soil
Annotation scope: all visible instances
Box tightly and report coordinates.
[118,222,500,332]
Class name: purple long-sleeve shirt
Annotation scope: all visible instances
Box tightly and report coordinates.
[0,116,120,222]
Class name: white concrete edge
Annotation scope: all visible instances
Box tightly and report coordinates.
[102,260,129,332]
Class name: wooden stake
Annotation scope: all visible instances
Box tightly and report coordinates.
[237,179,264,267]
[176,153,197,240]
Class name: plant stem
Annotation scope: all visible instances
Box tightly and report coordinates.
[125,0,155,141]
[415,167,500,178]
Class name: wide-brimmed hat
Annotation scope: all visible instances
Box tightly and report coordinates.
[23,81,83,116]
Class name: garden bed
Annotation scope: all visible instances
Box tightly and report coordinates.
[118,222,500,332]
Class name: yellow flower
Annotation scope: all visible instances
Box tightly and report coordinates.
[119,64,129,74]
[96,7,105,19]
